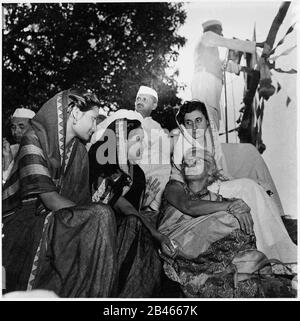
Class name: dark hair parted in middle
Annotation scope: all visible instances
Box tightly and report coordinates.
[68,89,101,112]
[177,100,209,125]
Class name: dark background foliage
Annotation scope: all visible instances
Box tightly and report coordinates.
[2,2,187,136]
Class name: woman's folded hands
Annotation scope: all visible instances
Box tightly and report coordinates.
[142,176,161,208]
[227,198,254,235]
[152,231,177,257]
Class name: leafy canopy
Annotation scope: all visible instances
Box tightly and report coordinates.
[3,2,186,130]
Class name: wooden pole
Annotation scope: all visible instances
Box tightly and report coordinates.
[223,69,229,143]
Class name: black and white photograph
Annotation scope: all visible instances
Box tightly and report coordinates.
[1,0,298,303]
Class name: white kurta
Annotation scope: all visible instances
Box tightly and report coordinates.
[208,178,297,264]
[138,117,171,211]
[171,132,296,263]
[192,31,256,129]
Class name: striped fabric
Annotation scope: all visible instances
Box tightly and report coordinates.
[24,92,74,289]
[2,90,97,294]
[3,133,57,214]
[90,119,133,206]
[2,91,76,214]
[27,212,53,291]
[56,91,75,174]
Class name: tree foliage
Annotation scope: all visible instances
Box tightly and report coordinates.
[2,2,186,127]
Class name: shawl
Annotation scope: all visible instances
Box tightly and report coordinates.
[3,90,90,214]
[89,111,144,207]
[173,100,229,177]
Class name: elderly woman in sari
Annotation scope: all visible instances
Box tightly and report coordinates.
[170,100,297,265]
[89,110,174,298]
[2,89,117,297]
[159,147,260,297]
[159,147,296,298]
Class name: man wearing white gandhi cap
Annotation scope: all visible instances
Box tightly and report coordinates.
[2,108,36,184]
[10,108,36,143]
[135,85,171,211]
[191,19,257,129]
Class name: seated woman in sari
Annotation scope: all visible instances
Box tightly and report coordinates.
[89,110,174,298]
[171,100,297,265]
[2,89,117,297]
[159,147,296,298]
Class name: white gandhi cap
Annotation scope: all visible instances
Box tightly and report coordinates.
[12,108,36,119]
[202,19,222,30]
[136,86,158,101]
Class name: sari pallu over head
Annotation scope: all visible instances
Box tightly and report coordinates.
[3,90,91,214]
[173,99,229,179]
[89,109,144,207]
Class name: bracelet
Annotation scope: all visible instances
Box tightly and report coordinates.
[226,203,234,215]
[226,203,230,212]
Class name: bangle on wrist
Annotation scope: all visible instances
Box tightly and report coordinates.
[226,203,233,214]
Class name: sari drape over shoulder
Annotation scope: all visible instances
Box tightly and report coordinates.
[3,91,90,212]
[89,115,162,297]
[172,103,297,264]
[2,90,117,297]
[158,182,296,298]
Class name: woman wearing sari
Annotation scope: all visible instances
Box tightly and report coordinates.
[2,89,117,297]
[170,100,297,265]
[158,147,296,298]
[89,110,174,298]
